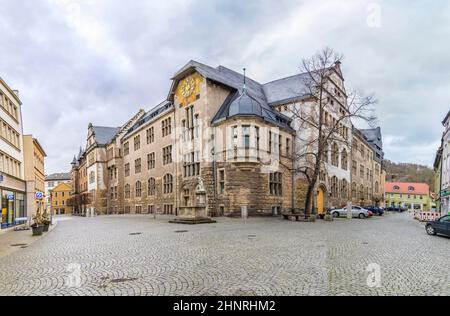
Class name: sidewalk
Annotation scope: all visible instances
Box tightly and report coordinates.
[0,221,58,259]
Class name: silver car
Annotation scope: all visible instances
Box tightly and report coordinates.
[330,206,371,219]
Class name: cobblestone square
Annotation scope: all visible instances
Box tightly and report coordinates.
[0,213,448,296]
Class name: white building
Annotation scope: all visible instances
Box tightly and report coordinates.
[0,77,26,229]
[45,172,71,210]
[441,110,450,215]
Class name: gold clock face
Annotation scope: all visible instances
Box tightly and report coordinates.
[180,78,196,98]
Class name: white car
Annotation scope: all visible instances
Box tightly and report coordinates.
[330,206,371,219]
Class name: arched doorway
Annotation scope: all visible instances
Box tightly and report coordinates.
[317,186,326,215]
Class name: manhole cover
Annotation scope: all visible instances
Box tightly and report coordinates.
[175,230,188,234]
[11,244,27,247]
[110,278,138,284]
[129,233,142,236]
[248,235,257,238]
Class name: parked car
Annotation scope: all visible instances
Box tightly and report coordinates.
[367,206,384,216]
[425,215,450,237]
[330,206,371,219]
[386,206,406,213]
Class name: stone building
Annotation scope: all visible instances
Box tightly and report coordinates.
[0,77,26,228]
[23,135,46,217]
[351,128,385,207]
[70,60,384,217]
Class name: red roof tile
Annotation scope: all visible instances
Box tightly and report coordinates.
[385,182,430,195]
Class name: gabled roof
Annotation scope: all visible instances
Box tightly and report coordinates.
[385,182,430,195]
[92,126,121,145]
[51,182,72,192]
[170,60,293,131]
[262,73,312,106]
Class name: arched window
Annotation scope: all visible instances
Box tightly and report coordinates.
[375,181,379,194]
[359,185,364,200]
[341,149,348,170]
[148,178,156,196]
[125,184,131,199]
[322,142,329,163]
[331,176,338,198]
[135,181,142,198]
[163,174,173,194]
[331,143,339,167]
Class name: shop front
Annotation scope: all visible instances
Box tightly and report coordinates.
[0,190,26,229]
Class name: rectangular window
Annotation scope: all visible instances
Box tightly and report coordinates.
[148,205,155,215]
[183,151,200,177]
[124,142,130,156]
[162,117,172,137]
[147,152,155,170]
[269,173,283,196]
[360,165,364,178]
[163,146,173,165]
[219,169,225,194]
[135,205,142,214]
[125,163,130,177]
[134,135,140,151]
[163,204,174,215]
[135,158,141,174]
[242,125,250,149]
[146,127,154,144]
[286,138,291,157]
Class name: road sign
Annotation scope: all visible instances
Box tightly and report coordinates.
[36,192,44,200]
[7,194,14,201]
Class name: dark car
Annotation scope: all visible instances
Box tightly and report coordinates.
[386,206,406,213]
[426,215,450,237]
[367,206,384,216]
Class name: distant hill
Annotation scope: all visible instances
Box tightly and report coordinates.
[384,160,435,189]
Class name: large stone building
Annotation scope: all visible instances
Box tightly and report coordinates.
[71,60,384,217]
[23,135,46,217]
[351,128,385,207]
[0,77,26,228]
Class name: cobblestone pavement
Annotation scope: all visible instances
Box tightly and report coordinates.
[0,213,448,296]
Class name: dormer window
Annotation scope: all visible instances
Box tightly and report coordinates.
[408,186,415,192]
[393,186,400,191]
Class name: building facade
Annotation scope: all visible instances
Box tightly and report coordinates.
[384,182,431,211]
[71,60,384,218]
[50,182,73,215]
[440,111,450,216]
[45,172,71,210]
[433,146,443,212]
[0,77,26,228]
[23,135,46,217]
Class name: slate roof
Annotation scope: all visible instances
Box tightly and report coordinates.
[171,60,294,131]
[263,73,312,107]
[92,126,121,145]
[360,127,384,163]
[45,173,71,181]
[123,101,173,140]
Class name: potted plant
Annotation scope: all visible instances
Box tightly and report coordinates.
[31,210,44,236]
[41,209,51,232]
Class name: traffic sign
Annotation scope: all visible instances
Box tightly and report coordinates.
[36,192,44,200]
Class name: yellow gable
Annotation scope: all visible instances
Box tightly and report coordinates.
[175,72,204,107]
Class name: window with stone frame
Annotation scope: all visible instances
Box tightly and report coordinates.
[340,179,348,199]
[148,178,156,196]
[125,184,131,199]
[148,205,155,215]
[135,181,142,198]
[352,160,357,174]
[341,149,348,170]
[163,204,174,215]
[331,143,339,167]
[286,137,291,157]
[163,174,173,194]
[360,164,364,178]
[185,106,195,140]
[218,169,225,194]
[163,146,173,165]
[323,142,329,163]
[359,185,364,200]
[242,125,251,149]
[114,186,118,199]
[375,181,379,194]
[135,205,142,214]
[134,135,141,151]
[125,163,130,177]
[330,176,338,198]
[124,142,130,156]
[147,152,155,170]
[352,182,357,198]
[89,171,95,184]
[183,151,200,178]
[146,127,155,144]
[162,117,172,137]
[269,172,283,196]
[135,158,142,174]
[124,206,131,214]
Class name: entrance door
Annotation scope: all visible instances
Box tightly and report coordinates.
[317,187,325,215]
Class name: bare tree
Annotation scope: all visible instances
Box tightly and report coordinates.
[290,47,377,217]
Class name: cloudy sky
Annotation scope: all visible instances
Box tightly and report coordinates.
[0,0,448,173]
